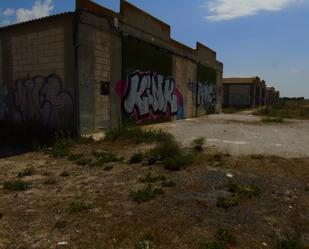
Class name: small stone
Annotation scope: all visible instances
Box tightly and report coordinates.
[226,173,234,178]
[262,242,268,247]
[57,241,68,246]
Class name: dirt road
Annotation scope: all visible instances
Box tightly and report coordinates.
[151,114,309,158]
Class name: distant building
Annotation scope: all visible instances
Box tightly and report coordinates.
[222,77,266,108]
[265,87,280,106]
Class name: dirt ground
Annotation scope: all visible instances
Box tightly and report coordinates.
[150,114,309,158]
[0,138,308,249]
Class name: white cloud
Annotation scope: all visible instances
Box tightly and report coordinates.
[3,8,15,16]
[16,0,54,23]
[0,0,54,27]
[205,0,304,21]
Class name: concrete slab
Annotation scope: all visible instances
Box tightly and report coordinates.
[150,114,309,158]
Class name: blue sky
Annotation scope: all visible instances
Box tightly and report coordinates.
[1,0,308,98]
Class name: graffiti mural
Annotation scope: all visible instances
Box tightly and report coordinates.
[197,82,216,112]
[0,82,8,120]
[116,71,184,123]
[14,74,74,128]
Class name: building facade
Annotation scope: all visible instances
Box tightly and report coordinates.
[0,0,223,134]
[222,77,279,108]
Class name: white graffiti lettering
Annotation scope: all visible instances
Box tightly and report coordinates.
[197,82,216,109]
[124,71,178,116]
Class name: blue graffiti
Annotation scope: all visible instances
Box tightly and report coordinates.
[14,74,74,128]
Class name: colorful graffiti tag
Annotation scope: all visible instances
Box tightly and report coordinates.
[14,74,74,128]
[116,71,184,123]
[197,82,216,112]
[0,82,8,120]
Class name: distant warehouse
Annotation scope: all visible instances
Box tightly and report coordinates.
[222,77,279,108]
[0,0,223,134]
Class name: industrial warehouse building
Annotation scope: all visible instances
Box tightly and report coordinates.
[222,77,279,108]
[0,0,223,134]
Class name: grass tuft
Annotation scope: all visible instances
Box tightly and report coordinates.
[131,185,164,204]
[129,153,144,164]
[17,167,35,178]
[136,234,155,249]
[69,202,94,214]
[55,220,67,229]
[3,180,30,191]
[192,137,206,152]
[139,172,166,183]
[43,178,56,185]
[277,236,304,249]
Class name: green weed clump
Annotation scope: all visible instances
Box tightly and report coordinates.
[3,180,30,191]
[148,138,194,171]
[161,181,176,188]
[136,235,155,249]
[55,220,67,229]
[131,185,164,204]
[68,151,122,167]
[277,236,304,249]
[43,178,56,185]
[17,167,35,178]
[139,172,166,183]
[60,171,70,177]
[192,137,206,152]
[200,228,236,249]
[44,135,94,158]
[216,180,262,209]
[129,153,144,164]
[228,180,262,198]
[216,196,240,209]
[69,202,94,214]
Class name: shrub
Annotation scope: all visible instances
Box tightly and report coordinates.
[216,196,240,209]
[17,167,35,178]
[277,237,303,249]
[3,180,30,191]
[163,153,194,171]
[68,153,84,161]
[200,229,236,249]
[228,180,262,198]
[192,137,206,152]
[131,185,164,204]
[45,135,93,158]
[129,153,144,164]
[69,202,94,214]
[104,165,114,171]
[55,220,67,229]
[43,178,56,185]
[137,235,155,249]
[200,241,226,249]
[92,151,122,163]
[140,172,166,183]
[60,171,70,177]
[216,228,236,245]
[162,181,176,188]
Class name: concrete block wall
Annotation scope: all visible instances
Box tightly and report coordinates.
[93,30,111,129]
[10,28,65,81]
[174,56,197,119]
[0,13,76,130]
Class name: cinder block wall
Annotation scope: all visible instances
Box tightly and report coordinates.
[0,14,76,130]
[174,56,197,119]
